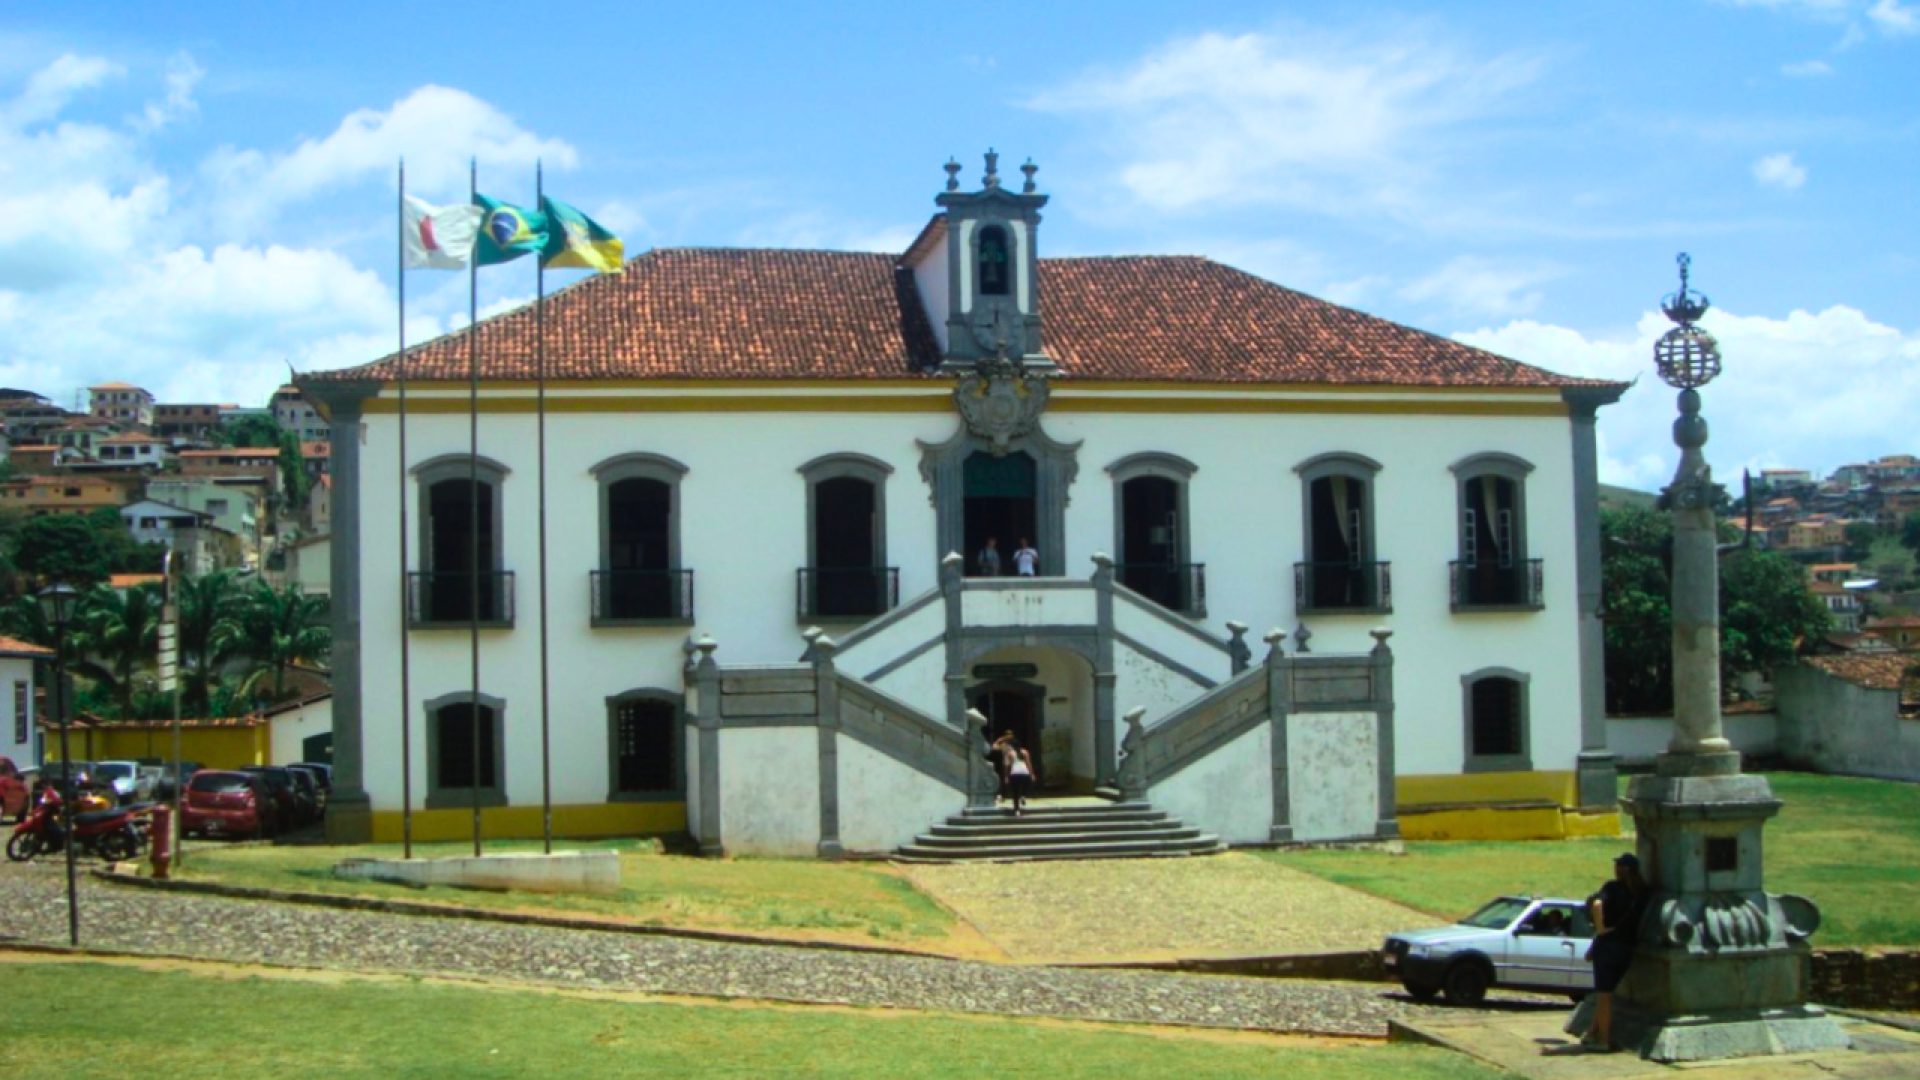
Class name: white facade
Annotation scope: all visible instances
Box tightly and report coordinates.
[329,380,1601,846]
[2,653,39,767]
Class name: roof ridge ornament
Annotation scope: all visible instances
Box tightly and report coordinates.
[943,157,961,192]
[983,148,1000,189]
[1020,158,1038,194]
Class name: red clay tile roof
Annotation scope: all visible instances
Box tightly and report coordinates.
[312,248,1612,389]
[0,635,53,658]
[1803,653,1920,691]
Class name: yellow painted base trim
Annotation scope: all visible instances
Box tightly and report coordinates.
[1394,771,1622,841]
[366,802,686,844]
[1397,770,1577,808]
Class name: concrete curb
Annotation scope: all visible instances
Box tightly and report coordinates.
[90,868,960,962]
[1064,950,1390,983]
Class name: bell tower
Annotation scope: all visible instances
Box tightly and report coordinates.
[934,149,1051,372]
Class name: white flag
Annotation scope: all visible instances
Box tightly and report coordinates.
[402,196,480,270]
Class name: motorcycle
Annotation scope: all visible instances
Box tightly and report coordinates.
[6,787,151,863]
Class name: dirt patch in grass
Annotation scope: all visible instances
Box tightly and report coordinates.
[903,852,1428,964]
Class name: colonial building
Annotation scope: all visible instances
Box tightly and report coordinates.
[307,157,1625,853]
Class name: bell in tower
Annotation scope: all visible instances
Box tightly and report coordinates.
[930,149,1052,372]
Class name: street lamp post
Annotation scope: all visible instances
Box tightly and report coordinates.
[36,581,80,948]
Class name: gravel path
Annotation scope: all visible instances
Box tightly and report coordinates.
[0,862,1561,1037]
[903,852,1429,963]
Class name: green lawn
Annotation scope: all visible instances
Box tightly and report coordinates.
[171,838,959,948]
[1271,772,1920,948]
[5,961,1502,1080]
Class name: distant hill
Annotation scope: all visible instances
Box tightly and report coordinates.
[1600,483,1659,510]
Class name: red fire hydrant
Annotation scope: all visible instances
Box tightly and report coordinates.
[150,803,173,880]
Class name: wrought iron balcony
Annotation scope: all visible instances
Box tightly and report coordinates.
[1451,558,1544,611]
[592,568,695,625]
[407,570,515,628]
[1294,561,1392,614]
[796,567,900,620]
[1115,562,1208,617]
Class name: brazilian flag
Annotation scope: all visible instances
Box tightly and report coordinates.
[540,196,624,273]
[473,194,549,266]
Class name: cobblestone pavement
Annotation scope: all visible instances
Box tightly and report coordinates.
[904,852,1429,963]
[0,863,1563,1037]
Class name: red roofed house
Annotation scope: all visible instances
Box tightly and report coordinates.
[302,156,1627,853]
[2,635,53,766]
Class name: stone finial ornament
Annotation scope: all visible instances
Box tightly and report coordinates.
[943,157,961,192]
[1293,623,1313,654]
[983,148,1000,188]
[1020,158,1038,193]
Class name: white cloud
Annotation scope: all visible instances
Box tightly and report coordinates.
[1457,306,1920,488]
[0,55,582,404]
[1400,256,1564,318]
[132,52,202,133]
[202,84,577,226]
[1779,59,1834,75]
[0,52,120,128]
[1752,151,1808,190]
[1028,28,1541,220]
[1868,0,1920,33]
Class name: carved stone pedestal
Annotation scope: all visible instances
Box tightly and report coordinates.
[1615,769,1850,1062]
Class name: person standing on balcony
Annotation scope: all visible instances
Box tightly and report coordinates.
[976,536,1002,577]
[1012,538,1039,577]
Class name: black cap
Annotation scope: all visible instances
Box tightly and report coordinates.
[1615,852,1641,871]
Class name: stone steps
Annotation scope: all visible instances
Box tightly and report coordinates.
[896,800,1223,863]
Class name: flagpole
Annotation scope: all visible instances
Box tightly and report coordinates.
[536,160,553,855]
[397,158,415,860]
[467,156,483,858]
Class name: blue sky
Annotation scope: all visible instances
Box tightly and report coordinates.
[2,1,1915,488]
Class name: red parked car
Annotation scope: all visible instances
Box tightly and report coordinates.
[181,770,271,839]
[0,756,29,822]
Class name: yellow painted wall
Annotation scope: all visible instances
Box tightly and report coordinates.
[368,802,687,843]
[1393,770,1622,841]
[67,726,269,770]
[1396,770,1577,809]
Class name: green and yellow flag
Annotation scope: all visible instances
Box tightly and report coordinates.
[540,196,624,273]
[473,193,549,266]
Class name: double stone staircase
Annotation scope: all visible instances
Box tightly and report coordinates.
[895,799,1223,863]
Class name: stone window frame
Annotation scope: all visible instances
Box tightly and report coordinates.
[424,690,508,809]
[1106,451,1201,611]
[918,425,1080,577]
[606,688,684,802]
[1451,452,1535,570]
[411,453,512,629]
[1461,667,1532,773]
[798,452,893,573]
[589,452,692,627]
[411,453,511,576]
[1293,451,1386,611]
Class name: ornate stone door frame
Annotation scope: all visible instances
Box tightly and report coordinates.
[918,423,1079,576]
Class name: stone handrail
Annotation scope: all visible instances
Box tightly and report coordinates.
[1116,665,1268,798]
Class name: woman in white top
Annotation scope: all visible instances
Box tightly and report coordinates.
[1005,738,1036,815]
[1012,538,1039,577]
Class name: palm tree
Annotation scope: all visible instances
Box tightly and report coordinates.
[68,582,163,718]
[176,570,243,714]
[217,580,330,705]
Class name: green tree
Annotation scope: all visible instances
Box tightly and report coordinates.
[217,580,330,704]
[1902,512,1920,551]
[68,582,163,718]
[8,514,113,586]
[85,507,167,574]
[1600,506,1830,714]
[175,570,243,715]
[210,413,308,516]
[1843,521,1879,561]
